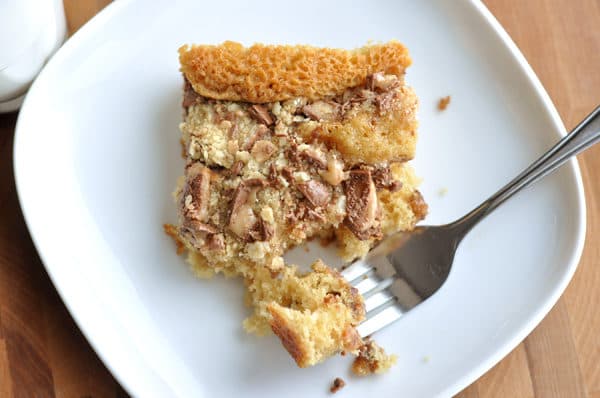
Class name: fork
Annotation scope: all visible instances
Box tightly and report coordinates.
[342,105,600,337]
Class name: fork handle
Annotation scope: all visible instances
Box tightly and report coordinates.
[452,105,600,235]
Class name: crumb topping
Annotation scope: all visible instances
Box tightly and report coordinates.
[176,72,425,277]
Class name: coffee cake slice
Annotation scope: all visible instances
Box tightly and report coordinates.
[167,41,427,370]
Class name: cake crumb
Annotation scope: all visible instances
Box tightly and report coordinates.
[330,377,346,394]
[437,187,448,197]
[423,355,430,363]
[438,96,451,111]
[352,340,397,375]
[163,224,185,254]
[304,245,310,253]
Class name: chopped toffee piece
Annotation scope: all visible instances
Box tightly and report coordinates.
[248,104,274,125]
[297,180,332,208]
[343,169,380,240]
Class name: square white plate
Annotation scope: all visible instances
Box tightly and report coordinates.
[14,0,585,397]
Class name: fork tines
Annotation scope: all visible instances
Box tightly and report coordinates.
[341,257,419,337]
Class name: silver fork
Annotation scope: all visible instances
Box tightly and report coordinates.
[342,105,600,338]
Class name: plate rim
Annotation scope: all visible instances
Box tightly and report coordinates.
[13,1,153,396]
[13,0,587,396]
[438,1,586,396]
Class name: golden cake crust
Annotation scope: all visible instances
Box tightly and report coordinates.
[269,308,308,365]
[179,41,412,103]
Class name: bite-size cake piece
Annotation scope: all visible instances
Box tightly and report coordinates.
[166,41,427,371]
[246,260,365,367]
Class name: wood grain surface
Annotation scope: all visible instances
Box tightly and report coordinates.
[0,1,598,396]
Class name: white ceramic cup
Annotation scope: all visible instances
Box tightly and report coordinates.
[0,0,66,112]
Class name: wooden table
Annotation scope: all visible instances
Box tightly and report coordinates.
[0,1,598,396]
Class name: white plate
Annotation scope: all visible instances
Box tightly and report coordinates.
[14,0,586,397]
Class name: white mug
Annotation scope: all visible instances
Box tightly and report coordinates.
[0,0,66,112]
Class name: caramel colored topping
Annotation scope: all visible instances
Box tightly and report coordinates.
[319,154,346,186]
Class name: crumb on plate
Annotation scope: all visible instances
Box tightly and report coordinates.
[330,377,346,393]
[351,339,397,376]
[438,95,451,111]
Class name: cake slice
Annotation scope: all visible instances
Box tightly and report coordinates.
[166,41,427,371]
